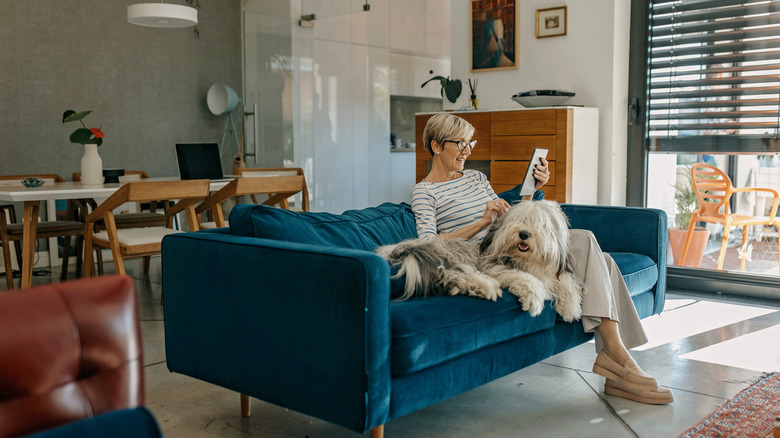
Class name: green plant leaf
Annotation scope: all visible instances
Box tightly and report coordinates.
[63,110,91,124]
[421,76,448,88]
[69,128,94,144]
[444,79,462,103]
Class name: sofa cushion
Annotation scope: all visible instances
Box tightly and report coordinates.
[229,202,417,251]
[610,252,658,296]
[390,294,557,376]
[497,183,546,204]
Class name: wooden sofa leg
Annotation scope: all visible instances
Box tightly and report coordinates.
[240,394,251,417]
[370,425,384,438]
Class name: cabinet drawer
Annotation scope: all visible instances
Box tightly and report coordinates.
[491,161,557,185]
[492,110,557,136]
[490,136,557,161]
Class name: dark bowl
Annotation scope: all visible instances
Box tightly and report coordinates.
[103,168,125,184]
[21,177,45,188]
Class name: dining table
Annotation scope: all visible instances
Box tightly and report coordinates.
[0,177,232,288]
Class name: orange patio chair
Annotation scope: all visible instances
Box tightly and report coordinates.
[681,163,780,272]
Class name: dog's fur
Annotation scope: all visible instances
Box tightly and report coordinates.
[376,200,583,321]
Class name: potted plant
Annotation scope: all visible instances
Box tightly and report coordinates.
[63,110,106,185]
[668,167,710,267]
[421,71,462,104]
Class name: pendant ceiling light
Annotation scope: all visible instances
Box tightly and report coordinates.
[127,3,198,28]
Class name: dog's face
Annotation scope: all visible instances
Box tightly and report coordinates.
[480,200,571,273]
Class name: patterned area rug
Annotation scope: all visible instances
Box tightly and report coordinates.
[679,372,780,438]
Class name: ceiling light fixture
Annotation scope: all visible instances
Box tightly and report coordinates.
[127,2,198,28]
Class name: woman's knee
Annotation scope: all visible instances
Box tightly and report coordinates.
[569,229,598,248]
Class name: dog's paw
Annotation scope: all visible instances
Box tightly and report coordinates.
[507,277,549,317]
[475,276,502,301]
[553,276,583,322]
[507,283,542,316]
[522,295,546,317]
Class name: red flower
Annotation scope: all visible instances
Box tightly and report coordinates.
[90,127,105,139]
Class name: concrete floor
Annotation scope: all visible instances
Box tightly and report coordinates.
[5,258,780,437]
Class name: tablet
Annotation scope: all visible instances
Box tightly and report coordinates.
[518,148,548,196]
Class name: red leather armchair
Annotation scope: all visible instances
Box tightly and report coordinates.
[0,276,146,438]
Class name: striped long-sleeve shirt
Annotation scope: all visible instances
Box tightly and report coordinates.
[411,169,498,242]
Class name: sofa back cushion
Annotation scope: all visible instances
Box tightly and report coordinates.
[229,202,418,251]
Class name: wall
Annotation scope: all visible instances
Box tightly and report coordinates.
[449,0,630,205]
[0,0,242,178]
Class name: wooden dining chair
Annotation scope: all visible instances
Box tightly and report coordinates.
[195,175,307,229]
[681,163,780,272]
[0,174,86,289]
[83,180,210,277]
[236,167,310,212]
[75,170,168,273]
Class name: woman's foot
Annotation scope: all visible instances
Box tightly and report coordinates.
[593,350,674,404]
[593,350,658,387]
[604,379,674,405]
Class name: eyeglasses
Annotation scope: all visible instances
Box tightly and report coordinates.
[443,139,477,152]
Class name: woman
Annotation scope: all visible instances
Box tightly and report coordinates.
[411,113,674,405]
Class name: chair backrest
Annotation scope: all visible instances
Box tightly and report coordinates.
[196,175,306,227]
[0,275,143,437]
[237,167,310,212]
[690,163,734,218]
[85,180,210,231]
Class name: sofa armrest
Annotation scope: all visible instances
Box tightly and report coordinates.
[561,204,667,315]
[25,407,161,438]
[161,232,391,434]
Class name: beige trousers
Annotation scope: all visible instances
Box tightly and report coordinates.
[569,229,649,352]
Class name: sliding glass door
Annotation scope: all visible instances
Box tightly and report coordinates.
[628,0,780,297]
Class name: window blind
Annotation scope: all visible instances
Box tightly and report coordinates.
[648,0,780,152]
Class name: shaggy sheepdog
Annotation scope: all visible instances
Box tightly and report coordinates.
[376,200,583,322]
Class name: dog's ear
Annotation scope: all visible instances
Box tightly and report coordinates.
[479,222,498,254]
[557,247,576,279]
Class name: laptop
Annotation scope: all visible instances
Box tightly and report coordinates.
[175,143,234,182]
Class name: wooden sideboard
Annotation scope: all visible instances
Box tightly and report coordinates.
[414,107,599,204]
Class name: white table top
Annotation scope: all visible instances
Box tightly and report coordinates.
[0,178,232,203]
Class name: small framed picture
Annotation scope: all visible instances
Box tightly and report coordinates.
[536,6,567,38]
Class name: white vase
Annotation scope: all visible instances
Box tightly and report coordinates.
[80,143,103,185]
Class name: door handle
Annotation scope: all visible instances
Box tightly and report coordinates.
[628,98,641,126]
[243,104,257,159]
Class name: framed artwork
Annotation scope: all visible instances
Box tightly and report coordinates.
[536,6,567,38]
[471,0,518,72]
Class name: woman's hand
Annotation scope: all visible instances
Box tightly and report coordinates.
[481,198,510,225]
[533,157,551,189]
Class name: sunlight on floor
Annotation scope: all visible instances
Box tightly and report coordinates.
[680,324,780,372]
[633,298,777,352]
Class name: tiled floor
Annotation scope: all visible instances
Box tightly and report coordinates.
[4,258,780,437]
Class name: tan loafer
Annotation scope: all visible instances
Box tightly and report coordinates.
[604,378,674,405]
[592,350,658,388]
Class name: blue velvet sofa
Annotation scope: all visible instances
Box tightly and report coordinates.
[161,192,667,437]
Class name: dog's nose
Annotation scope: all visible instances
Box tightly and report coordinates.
[518,231,530,241]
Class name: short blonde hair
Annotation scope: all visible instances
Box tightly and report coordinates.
[422,113,475,157]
